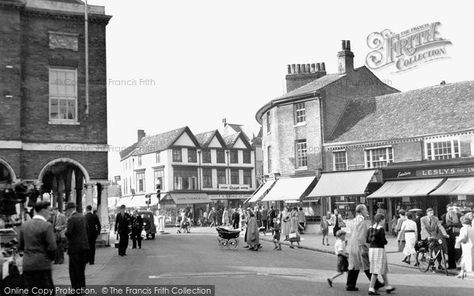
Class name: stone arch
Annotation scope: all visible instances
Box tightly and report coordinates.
[38,158,90,183]
[0,157,17,182]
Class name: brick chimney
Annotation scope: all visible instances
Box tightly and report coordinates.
[285,62,327,92]
[337,40,354,74]
[222,118,227,127]
[137,129,146,142]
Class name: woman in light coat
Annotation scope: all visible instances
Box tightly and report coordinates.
[281,207,291,241]
[456,216,474,279]
[222,208,229,226]
[289,207,301,248]
[400,212,417,265]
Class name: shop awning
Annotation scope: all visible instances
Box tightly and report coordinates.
[368,178,444,198]
[247,179,277,203]
[169,193,211,204]
[307,170,376,198]
[430,177,474,195]
[262,176,317,202]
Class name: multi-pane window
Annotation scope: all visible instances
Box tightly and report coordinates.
[217,169,226,184]
[425,139,460,160]
[136,171,145,192]
[243,150,251,164]
[231,169,239,184]
[243,170,252,187]
[333,151,347,171]
[49,68,77,122]
[216,149,226,163]
[202,149,211,163]
[267,146,272,173]
[230,150,239,163]
[174,167,197,190]
[365,147,394,168]
[188,148,197,163]
[296,140,308,168]
[266,111,271,134]
[294,102,306,124]
[172,148,182,162]
[137,156,142,166]
[155,152,160,163]
[154,169,164,190]
[203,168,213,188]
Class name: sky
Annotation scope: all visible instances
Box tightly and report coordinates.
[87,0,474,179]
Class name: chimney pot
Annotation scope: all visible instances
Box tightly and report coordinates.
[291,64,296,74]
[316,63,321,72]
[137,129,146,142]
[287,65,291,74]
[222,118,227,126]
[311,63,316,73]
[306,64,310,73]
[346,40,351,50]
[297,64,301,74]
[342,40,346,50]
[321,62,326,72]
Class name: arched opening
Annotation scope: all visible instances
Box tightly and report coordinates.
[0,159,15,184]
[39,158,90,212]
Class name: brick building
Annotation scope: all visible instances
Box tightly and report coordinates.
[0,0,111,224]
[252,40,397,218]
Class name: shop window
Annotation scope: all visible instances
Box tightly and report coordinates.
[217,168,226,184]
[216,149,226,163]
[202,149,211,163]
[49,68,77,123]
[296,140,308,168]
[203,168,213,188]
[425,139,460,160]
[230,150,239,164]
[231,169,239,184]
[365,147,393,168]
[333,151,347,171]
[294,102,306,124]
[188,148,197,163]
[172,148,182,162]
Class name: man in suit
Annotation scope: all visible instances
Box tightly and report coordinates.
[51,207,67,264]
[420,208,449,269]
[18,201,57,291]
[65,202,90,291]
[115,205,131,256]
[85,205,101,265]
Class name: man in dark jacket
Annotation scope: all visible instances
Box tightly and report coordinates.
[18,201,57,291]
[231,208,240,229]
[115,205,131,256]
[85,205,101,264]
[65,202,90,291]
[131,210,143,249]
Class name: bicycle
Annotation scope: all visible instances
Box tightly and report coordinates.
[415,237,449,276]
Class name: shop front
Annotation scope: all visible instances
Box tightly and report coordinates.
[159,192,211,226]
[368,160,474,227]
[208,193,250,210]
[306,170,381,220]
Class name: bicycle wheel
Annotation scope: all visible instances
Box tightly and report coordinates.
[416,250,430,272]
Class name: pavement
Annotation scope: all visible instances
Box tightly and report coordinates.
[50,227,473,296]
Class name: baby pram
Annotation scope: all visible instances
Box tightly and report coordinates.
[216,226,240,249]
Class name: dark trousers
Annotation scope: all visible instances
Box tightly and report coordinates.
[232,220,239,229]
[54,237,65,264]
[131,230,142,248]
[118,232,129,255]
[88,235,97,264]
[262,220,268,231]
[24,270,54,295]
[447,234,457,268]
[68,251,88,290]
[346,269,382,289]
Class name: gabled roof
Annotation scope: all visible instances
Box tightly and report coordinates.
[195,130,226,148]
[328,80,474,144]
[224,132,252,149]
[121,127,200,159]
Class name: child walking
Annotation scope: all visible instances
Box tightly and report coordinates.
[327,230,348,287]
[321,215,329,246]
[367,213,396,295]
[272,216,282,251]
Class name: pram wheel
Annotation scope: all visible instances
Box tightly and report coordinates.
[228,238,238,248]
[217,237,228,248]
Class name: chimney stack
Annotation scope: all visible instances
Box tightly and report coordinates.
[137,129,146,142]
[222,118,227,126]
[337,39,354,74]
[285,61,327,92]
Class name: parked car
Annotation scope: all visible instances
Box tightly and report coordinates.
[138,211,156,239]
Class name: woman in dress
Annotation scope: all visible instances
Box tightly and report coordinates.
[368,214,395,295]
[455,216,474,279]
[400,212,418,265]
[246,211,260,251]
[281,207,291,241]
[289,207,301,248]
[222,208,229,226]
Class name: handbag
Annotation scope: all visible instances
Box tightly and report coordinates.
[289,232,297,239]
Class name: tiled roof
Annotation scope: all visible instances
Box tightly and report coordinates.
[275,73,346,100]
[195,130,217,147]
[119,142,137,159]
[328,80,474,143]
[223,133,240,147]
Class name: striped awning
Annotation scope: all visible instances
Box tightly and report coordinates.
[368,178,444,198]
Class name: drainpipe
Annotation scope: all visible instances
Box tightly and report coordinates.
[84,0,89,116]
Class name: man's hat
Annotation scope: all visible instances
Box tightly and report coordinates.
[65,202,76,210]
[120,204,126,209]
[426,208,434,213]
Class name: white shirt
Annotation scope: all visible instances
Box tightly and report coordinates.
[33,215,47,222]
[334,238,347,255]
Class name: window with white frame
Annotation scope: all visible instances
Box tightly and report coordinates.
[49,68,77,122]
[231,169,240,184]
[172,148,182,162]
[216,149,226,163]
[333,151,347,171]
[203,168,213,188]
[202,149,211,163]
[425,139,460,160]
[266,111,271,134]
[296,140,308,168]
[154,168,164,190]
[188,148,197,163]
[243,150,251,164]
[217,168,226,185]
[365,147,393,168]
[136,171,145,192]
[173,167,197,190]
[230,150,239,164]
[243,169,252,187]
[294,102,306,124]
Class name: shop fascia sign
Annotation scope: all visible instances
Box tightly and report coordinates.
[209,194,250,200]
[385,165,474,179]
[218,184,250,190]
